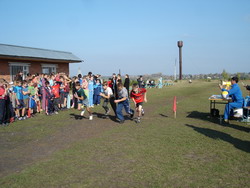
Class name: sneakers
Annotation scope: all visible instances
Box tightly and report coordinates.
[105,109,110,116]
[89,115,93,120]
[119,120,125,124]
[135,117,141,123]
[130,110,134,119]
[55,111,59,115]
[141,109,145,116]
[80,110,85,116]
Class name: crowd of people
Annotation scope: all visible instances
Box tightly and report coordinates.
[0,71,147,126]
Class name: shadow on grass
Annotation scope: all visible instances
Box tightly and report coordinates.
[187,111,250,133]
[69,113,87,120]
[92,112,120,123]
[159,113,168,118]
[185,124,250,153]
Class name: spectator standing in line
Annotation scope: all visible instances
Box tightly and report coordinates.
[124,74,130,97]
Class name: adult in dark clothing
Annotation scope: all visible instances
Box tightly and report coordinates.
[124,74,130,97]
[137,75,145,88]
[111,73,118,99]
[71,77,78,109]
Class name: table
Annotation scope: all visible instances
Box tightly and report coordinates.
[209,95,231,118]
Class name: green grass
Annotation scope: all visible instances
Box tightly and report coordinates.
[0,80,250,187]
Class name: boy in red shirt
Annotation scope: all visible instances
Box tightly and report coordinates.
[130,83,147,123]
[52,81,60,114]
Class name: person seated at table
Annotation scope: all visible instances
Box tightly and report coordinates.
[219,76,244,122]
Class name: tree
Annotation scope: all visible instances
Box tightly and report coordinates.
[236,72,241,80]
[222,69,229,80]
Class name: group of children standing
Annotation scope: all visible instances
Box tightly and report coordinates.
[0,72,148,126]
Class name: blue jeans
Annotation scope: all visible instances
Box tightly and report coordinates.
[94,95,101,105]
[116,99,134,121]
[224,102,243,120]
[89,90,93,106]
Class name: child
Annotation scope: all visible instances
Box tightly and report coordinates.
[34,83,41,113]
[82,76,89,103]
[130,83,147,123]
[93,79,102,105]
[28,80,36,117]
[6,82,15,124]
[22,80,30,118]
[99,81,116,116]
[15,81,25,120]
[59,76,66,109]
[44,81,54,115]
[114,83,134,124]
[51,81,60,114]
[0,79,7,125]
[74,82,93,120]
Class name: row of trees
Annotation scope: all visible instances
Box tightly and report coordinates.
[130,71,250,81]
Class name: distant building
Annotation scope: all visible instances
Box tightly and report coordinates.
[0,43,82,82]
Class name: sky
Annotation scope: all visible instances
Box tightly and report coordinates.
[0,0,249,76]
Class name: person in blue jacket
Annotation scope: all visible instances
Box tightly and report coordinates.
[93,79,103,105]
[219,76,244,122]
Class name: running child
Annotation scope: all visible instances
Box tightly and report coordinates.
[74,82,93,120]
[99,81,116,116]
[130,83,147,123]
[114,83,134,124]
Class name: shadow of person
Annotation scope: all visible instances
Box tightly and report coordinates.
[69,113,86,120]
[185,124,250,153]
[92,112,119,123]
[187,111,250,133]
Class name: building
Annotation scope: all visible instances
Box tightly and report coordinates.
[0,43,82,82]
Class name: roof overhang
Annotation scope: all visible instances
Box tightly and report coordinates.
[0,55,82,63]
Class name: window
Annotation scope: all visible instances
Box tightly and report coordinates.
[41,64,57,74]
[9,63,30,81]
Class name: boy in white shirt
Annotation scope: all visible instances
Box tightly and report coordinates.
[99,81,116,116]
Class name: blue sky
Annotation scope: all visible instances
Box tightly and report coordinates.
[0,0,249,76]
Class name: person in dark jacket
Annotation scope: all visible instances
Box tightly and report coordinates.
[124,74,130,97]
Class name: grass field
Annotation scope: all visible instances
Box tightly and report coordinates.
[0,80,249,187]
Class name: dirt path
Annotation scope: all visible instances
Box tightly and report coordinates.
[0,112,117,177]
